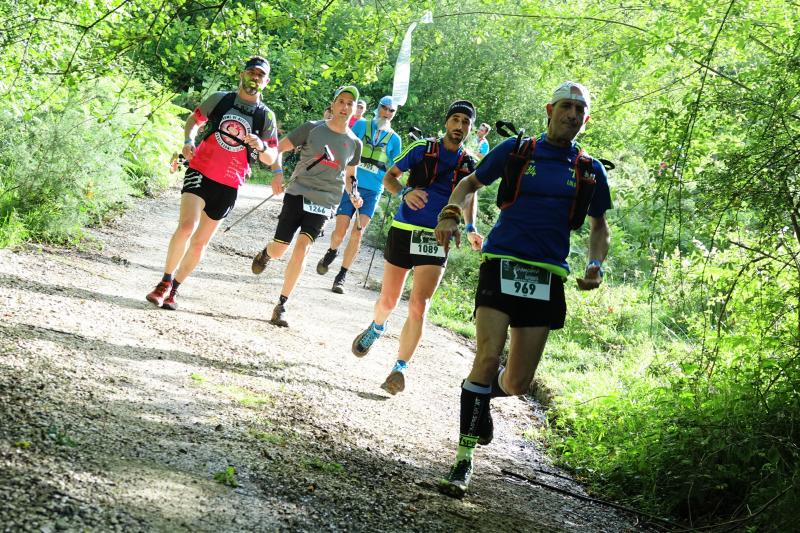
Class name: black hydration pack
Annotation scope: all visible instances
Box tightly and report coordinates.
[196,91,268,162]
[406,138,477,191]
[496,135,598,231]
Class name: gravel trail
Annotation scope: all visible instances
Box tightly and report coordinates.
[0,184,648,532]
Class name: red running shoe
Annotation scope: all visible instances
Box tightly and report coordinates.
[146,281,172,307]
[162,289,178,310]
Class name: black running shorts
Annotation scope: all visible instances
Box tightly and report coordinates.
[383,226,448,270]
[274,193,329,243]
[181,169,238,220]
[474,258,566,329]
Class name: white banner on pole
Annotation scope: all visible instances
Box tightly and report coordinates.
[391,10,433,108]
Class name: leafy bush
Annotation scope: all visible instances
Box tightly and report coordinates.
[545,246,800,530]
[0,75,182,244]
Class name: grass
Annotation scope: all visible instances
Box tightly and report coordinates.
[213,466,239,488]
[188,373,274,409]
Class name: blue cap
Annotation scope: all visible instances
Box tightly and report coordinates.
[378,95,396,111]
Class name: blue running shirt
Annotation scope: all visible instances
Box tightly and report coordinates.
[475,134,612,276]
[393,140,471,230]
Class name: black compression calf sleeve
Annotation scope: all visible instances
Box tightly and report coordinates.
[460,381,491,436]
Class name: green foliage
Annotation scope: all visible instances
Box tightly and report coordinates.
[212,466,239,488]
[2,0,799,527]
[0,72,180,244]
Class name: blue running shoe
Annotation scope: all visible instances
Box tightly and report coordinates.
[351,322,384,357]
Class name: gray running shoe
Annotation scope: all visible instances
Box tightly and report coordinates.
[351,322,384,357]
[316,248,338,275]
[438,459,473,499]
[331,273,345,294]
[270,303,288,327]
[252,248,270,275]
[380,370,405,395]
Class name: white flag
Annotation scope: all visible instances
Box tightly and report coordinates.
[392,10,433,108]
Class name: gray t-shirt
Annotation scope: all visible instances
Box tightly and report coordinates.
[286,120,362,209]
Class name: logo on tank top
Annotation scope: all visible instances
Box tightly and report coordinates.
[215,114,250,153]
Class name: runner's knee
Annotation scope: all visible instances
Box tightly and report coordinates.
[175,220,195,239]
[407,295,430,321]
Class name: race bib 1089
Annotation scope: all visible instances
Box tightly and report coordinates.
[410,230,445,257]
[499,259,551,301]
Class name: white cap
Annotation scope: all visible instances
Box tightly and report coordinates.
[549,81,591,110]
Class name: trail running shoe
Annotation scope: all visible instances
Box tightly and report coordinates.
[478,406,493,446]
[380,370,405,395]
[316,248,338,275]
[146,281,172,307]
[331,274,346,294]
[251,248,270,275]
[351,322,384,357]
[161,290,179,311]
[438,459,473,499]
[270,303,289,327]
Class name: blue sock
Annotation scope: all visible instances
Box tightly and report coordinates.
[392,359,408,373]
[372,321,385,332]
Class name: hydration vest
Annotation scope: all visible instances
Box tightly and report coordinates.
[496,134,598,231]
[359,120,394,172]
[197,92,268,162]
[406,138,477,190]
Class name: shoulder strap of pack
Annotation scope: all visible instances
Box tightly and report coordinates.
[208,92,237,130]
[423,137,439,183]
[497,136,536,210]
[198,92,237,145]
[364,118,372,141]
[252,103,267,137]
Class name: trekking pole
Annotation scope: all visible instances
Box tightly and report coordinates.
[223,145,333,234]
[351,175,362,232]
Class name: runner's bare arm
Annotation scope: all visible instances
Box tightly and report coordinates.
[434,173,483,249]
[269,138,295,195]
[182,114,201,160]
[450,173,484,210]
[382,165,404,196]
[345,165,364,208]
[277,137,295,153]
[247,135,277,166]
[463,184,483,251]
[576,215,610,290]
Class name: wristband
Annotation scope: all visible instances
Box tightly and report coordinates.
[587,259,604,277]
[400,186,412,199]
[465,223,476,233]
[272,168,283,174]
[184,139,194,145]
[437,204,463,223]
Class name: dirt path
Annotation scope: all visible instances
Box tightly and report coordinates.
[0,184,647,532]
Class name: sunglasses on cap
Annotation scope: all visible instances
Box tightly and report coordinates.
[381,104,397,113]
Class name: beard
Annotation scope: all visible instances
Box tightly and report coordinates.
[376,117,391,131]
[241,80,260,96]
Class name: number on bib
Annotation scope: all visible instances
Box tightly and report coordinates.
[499,259,551,301]
[303,198,333,218]
[410,230,445,258]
